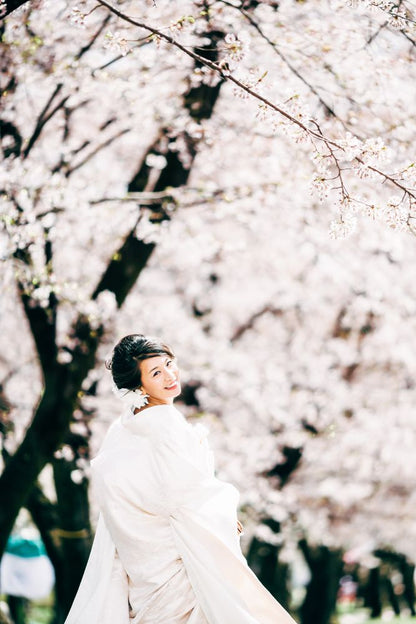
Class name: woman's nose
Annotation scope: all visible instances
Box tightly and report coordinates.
[164,367,175,379]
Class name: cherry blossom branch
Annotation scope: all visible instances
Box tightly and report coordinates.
[95,0,416,215]
[90,190,174,205]
[92,39,150,75]
[95,0,335,145]
[310,118,416,209]
[366,20,389,45]
[218,0,340,120]
[373,0,415,28]
[400,29,416,47]
[90,181,281,209]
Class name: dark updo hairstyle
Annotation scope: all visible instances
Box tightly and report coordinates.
[106,334,175,391]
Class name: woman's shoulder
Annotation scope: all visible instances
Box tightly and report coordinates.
[120,404,187,440]
[91,415,148,475]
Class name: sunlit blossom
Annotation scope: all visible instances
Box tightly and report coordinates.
[68,7,86,27]
[328,212,357,239]
[103,31,130,56]
[223,31,250,66]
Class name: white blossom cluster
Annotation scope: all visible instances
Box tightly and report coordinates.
[345,1,414,31]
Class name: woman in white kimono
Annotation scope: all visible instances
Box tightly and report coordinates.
[65,334,298,624]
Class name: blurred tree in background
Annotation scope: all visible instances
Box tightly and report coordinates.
[1,2,416,623]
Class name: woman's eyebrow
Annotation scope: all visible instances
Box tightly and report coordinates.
[149,356,169,373]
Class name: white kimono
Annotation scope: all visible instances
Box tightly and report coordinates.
[64,405,297,624]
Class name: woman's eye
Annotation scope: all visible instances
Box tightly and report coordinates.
[166,360,172,367]
[153,371,160,377]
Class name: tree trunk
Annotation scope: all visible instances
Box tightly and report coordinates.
[366,566,382,618]
[247,536,290,610]
[400,558,416,615]
[384,575,400,616]
[6,597,28,624]
[299,539,343,624]
[0,370,71,556]
[52,457,92,618]
[0,312,101,559]
[25,484,65,624]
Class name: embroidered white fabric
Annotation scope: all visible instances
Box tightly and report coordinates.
[64,405,298,624]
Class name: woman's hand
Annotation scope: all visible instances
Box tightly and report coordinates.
[237,520,244,536]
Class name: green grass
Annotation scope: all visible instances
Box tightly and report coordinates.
[28,604,52,624]
[337,606,415,624]
[4,597,415,624]
[28,597,53,624]
[369,619,414,624]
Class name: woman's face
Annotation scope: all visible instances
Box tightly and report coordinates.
[139,355,181,405]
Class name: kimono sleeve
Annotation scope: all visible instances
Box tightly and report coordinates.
[64,514,129,624]
[97,550,129,624]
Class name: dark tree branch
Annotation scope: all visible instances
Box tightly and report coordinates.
[92,231,156,307]
[23,84,69,159]
[399,28,416,47]
[366,21,389,45]
[18,287,58,373]
[75,13,112,61]
[231,305,282,343]
[64,128,130,177]
[92,40,149,74]
[1,0,30,18]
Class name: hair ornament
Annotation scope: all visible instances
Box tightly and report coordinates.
[112,383,149,409]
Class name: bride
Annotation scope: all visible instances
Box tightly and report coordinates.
[65,334,298,624]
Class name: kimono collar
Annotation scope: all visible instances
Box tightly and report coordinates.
[120,404,186,440]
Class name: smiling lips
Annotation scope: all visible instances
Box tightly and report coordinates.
[165,381,179,390]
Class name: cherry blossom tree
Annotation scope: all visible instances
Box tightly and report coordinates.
[2,1,416,622]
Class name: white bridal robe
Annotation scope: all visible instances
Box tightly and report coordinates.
[64,405,297,624]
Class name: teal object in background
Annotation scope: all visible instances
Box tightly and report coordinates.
[5,536,47,559]
[1,536,54,599]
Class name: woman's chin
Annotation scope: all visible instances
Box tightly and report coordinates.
[169,383,181,397]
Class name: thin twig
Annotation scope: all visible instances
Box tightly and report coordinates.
[64,128,130,176]
[23,85,69,158]
[219,0,339,120]
[75,13,112,61]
